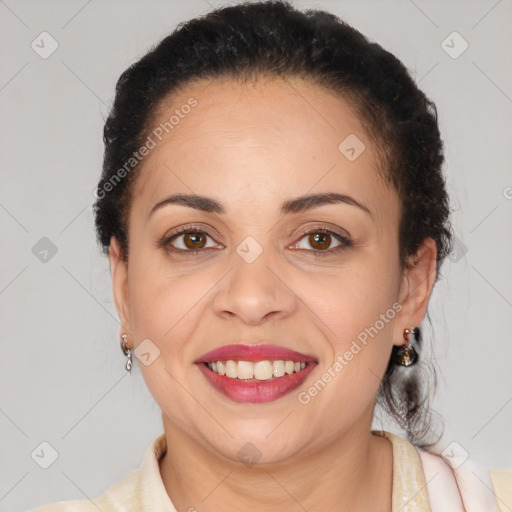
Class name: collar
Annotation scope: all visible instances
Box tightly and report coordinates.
[374,430,431,511]
[138,431,177,510]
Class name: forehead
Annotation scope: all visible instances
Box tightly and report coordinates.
[131,76,392,217]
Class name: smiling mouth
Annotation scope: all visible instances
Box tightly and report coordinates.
[195,343,318,403]
[197,358,317,404]
[203,359,312,381]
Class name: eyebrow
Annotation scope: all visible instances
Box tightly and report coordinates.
[148,192,372,218]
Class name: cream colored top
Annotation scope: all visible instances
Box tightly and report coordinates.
[32,431,511,511]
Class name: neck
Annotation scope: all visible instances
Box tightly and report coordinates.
[158,413,393,512]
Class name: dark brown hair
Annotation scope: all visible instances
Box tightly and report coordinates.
[94,0,452,447]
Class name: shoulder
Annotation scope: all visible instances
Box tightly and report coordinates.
[490,469,512,512]
[374,430,512,512]
[31,432,169,512]
[30,467,141,512]
[417,444,512,512]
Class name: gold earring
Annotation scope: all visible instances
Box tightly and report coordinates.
[396,327,419,366]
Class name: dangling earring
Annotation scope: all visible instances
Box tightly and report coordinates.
[120,333,132,374]
[396,327,419,366]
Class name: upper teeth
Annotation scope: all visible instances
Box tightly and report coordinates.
[206,360,307,380]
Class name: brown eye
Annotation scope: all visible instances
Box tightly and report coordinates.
[183,232,207,249]
[308,232,331,251]
[293,228,351,256]
[161,228,219,253]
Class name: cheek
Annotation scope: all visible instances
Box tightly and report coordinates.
[300,288,398,429]
[125,259,202,418]
[319,288,397,391]
[125,248,176,348]
[304,253,400,399]
[311,253,400,340]
[126,253,213,362]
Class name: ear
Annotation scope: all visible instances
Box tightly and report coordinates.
[108,236,131,337]
[392,238,438,346]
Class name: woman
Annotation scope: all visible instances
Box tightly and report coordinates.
[34,1,511,510]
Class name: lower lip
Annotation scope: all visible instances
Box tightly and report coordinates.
[197,362,317,403]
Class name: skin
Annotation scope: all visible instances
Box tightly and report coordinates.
[109,75,437,512]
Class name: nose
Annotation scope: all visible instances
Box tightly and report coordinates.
[212,244,298,326]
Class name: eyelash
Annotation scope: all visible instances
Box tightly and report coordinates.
[157,224,352,257]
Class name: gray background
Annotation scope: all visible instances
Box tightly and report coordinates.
[1,0,511,510]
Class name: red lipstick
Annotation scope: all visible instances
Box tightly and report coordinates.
[195,344,318,404]
[196,344,315,363]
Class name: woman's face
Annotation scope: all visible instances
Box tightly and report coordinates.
[110,76,436,463]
